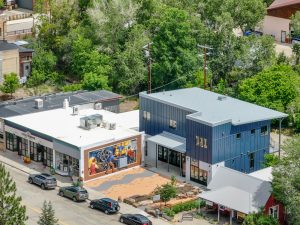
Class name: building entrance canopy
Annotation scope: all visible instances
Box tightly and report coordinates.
[147,131,186,153]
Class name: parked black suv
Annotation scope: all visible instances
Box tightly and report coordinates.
[28,173,57,190]
[90,198,120,214]
[119,214,152,225]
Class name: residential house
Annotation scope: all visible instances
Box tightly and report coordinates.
[261,0,300,42]
[139,88,287,186]
[0,40,33,83]
[200,166,285,225]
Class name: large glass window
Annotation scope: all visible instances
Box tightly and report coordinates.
[157,145,183,168]
[6,132,16,151]
[55,152,79,176]
[88,139,138,176]
[17,137,28,156]
[190,159,208,185]
[261,126,268,136]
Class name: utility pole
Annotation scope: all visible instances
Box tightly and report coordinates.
[198,44,213,90]
[143,42,153,94]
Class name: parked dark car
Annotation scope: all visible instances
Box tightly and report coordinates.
[90,198,120,214]
[58,186,88,202]
[28,173,57,190]
[119,214,152,225]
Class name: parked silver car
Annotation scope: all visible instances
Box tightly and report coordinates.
[59,186,89,202]
[28,173,57,190]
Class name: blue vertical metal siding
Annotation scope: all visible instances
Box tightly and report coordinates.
[139,96,193,137]
[213,121,271,173]
[186,119,213,164]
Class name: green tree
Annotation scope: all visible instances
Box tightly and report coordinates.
[291,12,300,37]
[150,7,198,89]
[1,73,20,98]
[225,0,266,32]
[0,0,4,9]
[272,135,300,224]
[155,183,177,205]
[81,72,110,91]
[32,47,57,75]
[238,65,298,112]
[115,25,149,95]
[263,154,280,167]
[0,163,27,225]
[243,212,279,225]
[38,201,58,225]
[292,43,300,65]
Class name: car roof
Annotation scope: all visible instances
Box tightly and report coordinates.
[133,214,148,221]
[100,198,117,202]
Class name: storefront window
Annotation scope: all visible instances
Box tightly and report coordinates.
[190,159,208,185]
[17,137,28,156]
[6,132,16,151]
[88,139,137,176]
[55,152,79,176]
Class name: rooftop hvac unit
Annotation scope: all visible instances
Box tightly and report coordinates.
[35,99,43,109]
[72,105,79,115]
[94,103,102,110]
[107,122,116,130]
[80,114,103,130]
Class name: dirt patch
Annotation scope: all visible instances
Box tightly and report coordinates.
[119,100,138,113]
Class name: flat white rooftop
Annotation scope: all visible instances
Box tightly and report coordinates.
[5,107,140,149]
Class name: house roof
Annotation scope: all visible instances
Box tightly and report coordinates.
[0,41,19,51]
[0,90,122,118]
[268,0,300,10]
[199,166,272,214]
[250,167,273,182]
[140,88,287,127]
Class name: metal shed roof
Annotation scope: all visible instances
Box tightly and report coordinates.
[140,88,287,126]
[199,166,272,214]
[147,131,186,153]
[0,90,122,118]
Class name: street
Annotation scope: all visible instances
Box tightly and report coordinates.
[5,164,122,225]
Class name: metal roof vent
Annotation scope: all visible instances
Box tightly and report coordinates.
[217,96,227,101]
[35,99,43,109]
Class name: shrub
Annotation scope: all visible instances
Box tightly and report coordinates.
[62,84,82,92]
[163,208,175,218]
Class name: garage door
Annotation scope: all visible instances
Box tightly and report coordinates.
[17,0,33,10]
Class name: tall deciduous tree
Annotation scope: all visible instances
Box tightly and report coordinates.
[1,73,20,98]
[38,201,58,225]
[238,65,298,112]
[150,7,198,89]
[0,163,27,225]
[272,135,300,224]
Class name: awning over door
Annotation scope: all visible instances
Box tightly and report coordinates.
[147,131,186,153]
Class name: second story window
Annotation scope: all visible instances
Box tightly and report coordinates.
[249,152,255,170]
[236,133,241,139]
[196,136,208,148]
[143,111,150,121]
[251,129,255,135]
[169,119,177,129]
[261,126,268,136]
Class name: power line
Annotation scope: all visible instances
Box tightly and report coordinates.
[121,75,187,100]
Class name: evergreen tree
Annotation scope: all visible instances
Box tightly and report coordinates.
[38,201,59,225]
[0,163,27,225]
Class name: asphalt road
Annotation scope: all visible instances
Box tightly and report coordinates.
[5,164,122,225]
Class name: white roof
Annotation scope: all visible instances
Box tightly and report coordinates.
[141,88,287,126]
[250,167,273,182]
[199,166,272,214]
[5,107,140,149]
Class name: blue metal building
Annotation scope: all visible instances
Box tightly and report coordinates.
[139,88,287,185]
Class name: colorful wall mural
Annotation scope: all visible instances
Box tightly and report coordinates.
[88,139,137,176]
